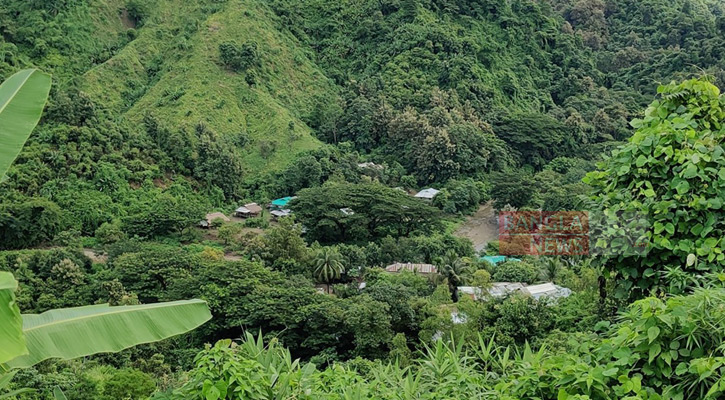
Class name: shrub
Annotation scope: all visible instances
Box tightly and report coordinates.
[492,260,538,284]
[101,369,155,400]
[126,0,150,26]
[210,217,226,229]
[95,221,126,245]
[219,41,260,72]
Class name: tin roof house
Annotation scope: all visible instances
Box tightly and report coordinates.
[414,188,440,201]
[235,203,263,218]
[385,262,438,275]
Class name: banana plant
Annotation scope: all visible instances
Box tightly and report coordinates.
[2,273,212,369]
[0,70,213,394]
[0,69,51,181]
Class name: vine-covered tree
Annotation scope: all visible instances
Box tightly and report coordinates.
[585,78,725,299]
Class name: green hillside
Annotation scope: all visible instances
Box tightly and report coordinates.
[81,0,335,171]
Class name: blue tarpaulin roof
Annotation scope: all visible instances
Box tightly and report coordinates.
[480,256,521,265]
[271,197,294,207]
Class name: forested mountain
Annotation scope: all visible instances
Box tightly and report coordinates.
[2,0,725,399]
[2,0,724,213]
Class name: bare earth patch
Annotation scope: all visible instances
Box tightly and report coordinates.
[83,248,108,263]
[454,202,499,253]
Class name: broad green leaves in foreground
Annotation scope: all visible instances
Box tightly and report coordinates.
[0,69,51,179]
[164,288,725,400]
[0,272,26,364]
[585,78,725,299]
[6,299,212,368]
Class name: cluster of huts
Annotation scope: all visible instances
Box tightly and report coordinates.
[199,197,296,228]
[382,258,571,303]
[200,184,441,229]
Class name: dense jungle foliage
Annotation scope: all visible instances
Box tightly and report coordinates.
[2,0,725,399]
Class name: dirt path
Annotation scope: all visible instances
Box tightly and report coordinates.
[454,202,499,253]
[83,248,108,263]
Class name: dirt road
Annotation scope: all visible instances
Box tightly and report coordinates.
[454,202,499,253]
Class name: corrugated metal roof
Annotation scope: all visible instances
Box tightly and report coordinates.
[414,188,440,199]
[236,203,263,214]
[270,209,292,217]
[488,282,525,298]
[521,283,572,300]
[385,263,438,274]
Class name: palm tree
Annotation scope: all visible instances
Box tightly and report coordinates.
[436,250,470,302]
[313,247,344,293]
[541,257,562,281]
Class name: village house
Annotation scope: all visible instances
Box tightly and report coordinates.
[234,202,263,218]
[270,196,295,210]
[414,188,440,201]
[385,262,438,275]
[199,212,231,229]
[457,282,571,302]
[521,282,572,300]
[270,209,292,221]
[357,162,384,170]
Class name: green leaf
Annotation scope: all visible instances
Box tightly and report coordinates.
[6,299,211,368]
[647,326,661,343]
[636,155,648,167]
[0,272,27,364]
[675,180,690,194]
[649,343,662,363]
[0,371,18,391]
[52,387,68,400]
[665,223,675,235]
[708,198,722,209]
[683,164,698,179]
[0,69,52,179]
[687,254,697,267]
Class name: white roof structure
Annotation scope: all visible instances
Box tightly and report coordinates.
[385,262,438,274]
[458,282,571,302]
[414,188,440,199]
[357,162,383,170]
[521,283,572,300]
[340,207,355,216]
[235,203,263,215]
[270,209,292,218]
[488,282,526,298]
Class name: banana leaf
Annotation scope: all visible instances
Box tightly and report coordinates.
[52,387,68,400]
[0,69,51,179]
[6,299,211,368]
[0,272,26,364]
